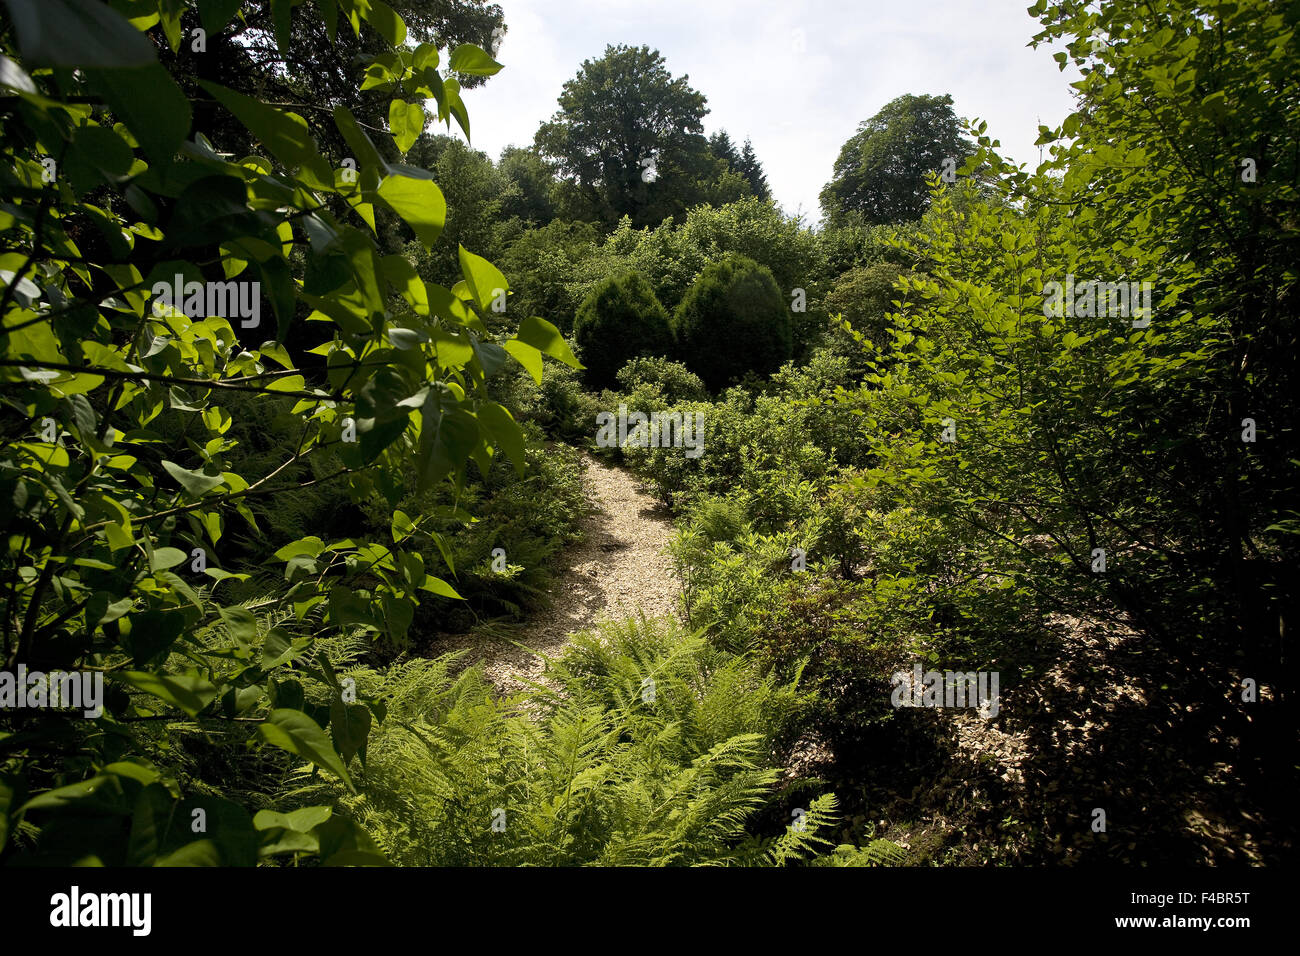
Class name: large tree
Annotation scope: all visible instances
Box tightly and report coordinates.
[534,44,722,227]
[820,93,973,226]
[709,130,741,167]
[498,146,559,226]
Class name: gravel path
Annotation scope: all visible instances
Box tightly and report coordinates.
[463,452,681,695]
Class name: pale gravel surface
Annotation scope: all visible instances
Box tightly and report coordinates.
[460,452,681,696]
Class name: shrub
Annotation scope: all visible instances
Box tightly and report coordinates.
[689,495,748,545]
[503,361,607,444]
[573,271,674,388]
[615,356,709,403]
[821,260,906,357]
[673,256,792,391]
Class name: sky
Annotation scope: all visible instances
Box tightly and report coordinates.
[459,0,1084,224]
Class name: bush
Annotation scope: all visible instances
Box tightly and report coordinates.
[673,256,792,391]
[615,356,709,404]
[689,495,748,545]
[573,271,674,388]
[503,361,607,444]
[821,260,906,357]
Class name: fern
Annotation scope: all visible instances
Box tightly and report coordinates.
[285,615,837,865]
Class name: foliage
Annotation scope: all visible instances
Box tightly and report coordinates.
[498,146,559,227]
[573,272,674,389]
[847,0,1300,677]
[615,357,708,405]
[820,93,974,226]
[494,220,601,332]
[534,44,744,228]
[150,0,506,168]
[672,257,792,392]
[403,135,513,288]
[821,260,906,354]
[303,616,834,865]
[0,0,578,865]
[709,131,770,201]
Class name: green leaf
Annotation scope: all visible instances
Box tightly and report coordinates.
[3,0,157,67]
[516,316,581,368]
[85,65,191,164]
[258,709,354,791]
[363,0,406,45]
[503,340,542,384]
[447,43,503,76]
[260,627,296,669]
[149,547,188,572]
[218,605,258,645]
[253,806,332,832]
[388,99,425,154]
[377,173,446,248]
[457,245,508,312]
[120,609,185,668]
[419,575,463,599]
[197,0,244,35]
[274,536,326,560]
[443,76,469,141]
[333,105,385,173]
[329,699,372,766]
[381,255,429,314]
[270,0,293,51]
[18,775,119,814]
[162,460,223,498]
[316,815,389,866]
[116,671,220,717]
[416,399,479,490]
[478,400,526,475]
[199,80,330,182]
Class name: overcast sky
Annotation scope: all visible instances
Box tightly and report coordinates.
[459,0,1082,224]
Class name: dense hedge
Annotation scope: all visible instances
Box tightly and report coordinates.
[573,271,675,388]
[672,256,792,391]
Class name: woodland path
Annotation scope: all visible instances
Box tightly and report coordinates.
[460,452,682,695]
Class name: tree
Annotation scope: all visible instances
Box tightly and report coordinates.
[709,130,741,168]
[495,221,602,333]
[574,273,674,388]
[851,0,1298,742]
[820,93,973,226]
[498,146,558,226]
[673,257,792,391]
[404,135,510,287]
[533,44,717,228]
[160,1,506,166]
[737,138,771,201]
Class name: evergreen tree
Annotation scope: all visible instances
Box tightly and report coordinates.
[737,138,771,200]
[709,130,742,168]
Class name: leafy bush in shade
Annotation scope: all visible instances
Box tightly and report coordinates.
[573,272,675,388]
[672,257,792,391]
